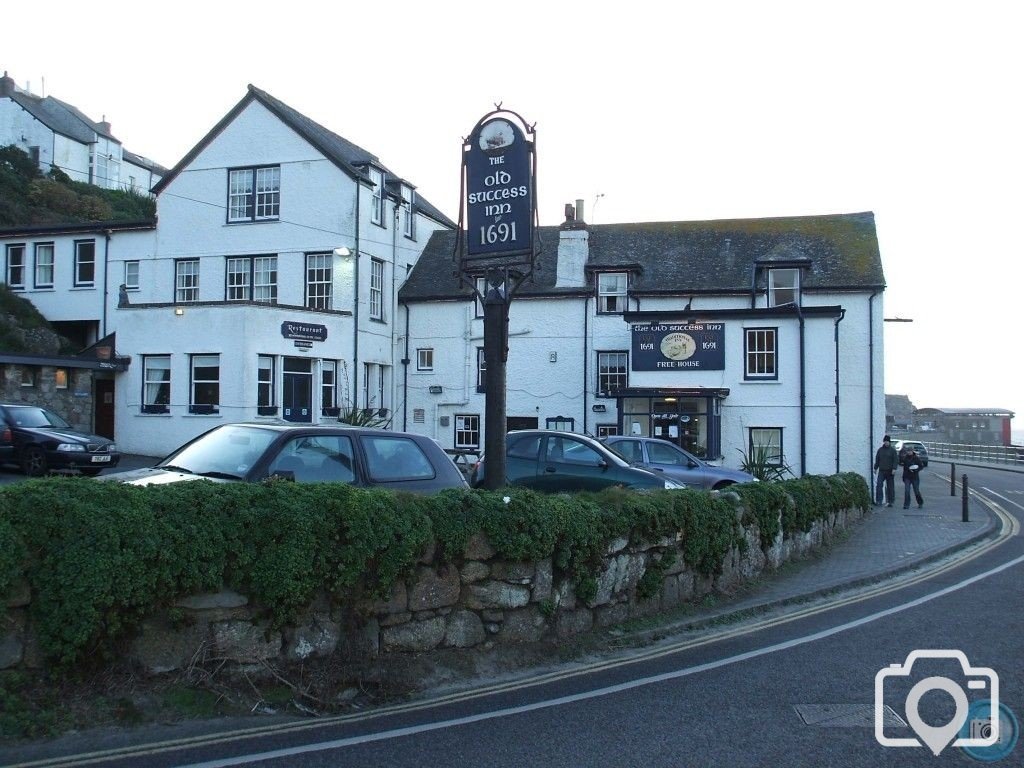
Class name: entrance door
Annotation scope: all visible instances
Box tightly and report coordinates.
[94,379,115,438]
[282,358,313,423]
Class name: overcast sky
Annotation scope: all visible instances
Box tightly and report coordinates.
[9,1,1023,425]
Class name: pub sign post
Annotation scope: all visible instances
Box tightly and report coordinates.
[457,108,538,490]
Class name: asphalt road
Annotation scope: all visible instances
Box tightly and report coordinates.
[5,466,1022,768]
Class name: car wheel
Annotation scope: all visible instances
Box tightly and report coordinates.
[80,468,103,477]
[21,446,48,477]
[712,481,735,490]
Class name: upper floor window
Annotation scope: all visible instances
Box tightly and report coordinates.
[5,245,25,289]
[401,185,416,239]
[228,166,280,222]
[768,268,800,307]
[417,348,434,371]
[370,258,385,320]
[74,240,96,287]
[474,275,505,318]
[597,272,627,313]
[476,347,486,393]
[175,259,199,302]
[306,253,332,310]
[597,351,628,395]
[227,255,278,303]
[368,167,385,226]
[744,327,778,380]
[34,243,54,288]
[124,260,140,290]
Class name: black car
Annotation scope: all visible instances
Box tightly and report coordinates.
[471,430,685,492]
[107,423,469,493]
[0,403,120,476]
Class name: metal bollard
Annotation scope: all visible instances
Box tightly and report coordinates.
[962,474,969,522]
[950,462,956,496]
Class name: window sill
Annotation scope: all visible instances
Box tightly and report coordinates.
[369,317,387,324]
[71,285,96,290]
[188,405,220,415]
[257,406,279,417]
[225,219,280,226]
[740,378,782,384]
[141,405,170,414]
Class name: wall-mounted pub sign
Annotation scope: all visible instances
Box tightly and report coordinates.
[280,322,327,342]
[464,113,534,259]
[631,323,726,371]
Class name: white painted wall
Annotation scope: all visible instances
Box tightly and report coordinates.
[0,100,58,175]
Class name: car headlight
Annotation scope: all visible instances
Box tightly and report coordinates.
[57,443,86,452]
[108,443,117,452]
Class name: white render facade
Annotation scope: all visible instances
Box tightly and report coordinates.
[399,211,887,481]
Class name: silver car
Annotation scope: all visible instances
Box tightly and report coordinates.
[601,436,756,490]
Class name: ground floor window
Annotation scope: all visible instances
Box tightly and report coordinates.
[257,355,276,414]
[189,354,220,413]
[620,395,721,459]
[322,360,339,416]
[455,414,480,448]
[596,424,619,438]
[546,416,575,432]
[748,427,783,466]
[142,355,170,413]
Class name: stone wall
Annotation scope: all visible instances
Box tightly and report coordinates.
[0,364,96,432]
[0,502,865,677]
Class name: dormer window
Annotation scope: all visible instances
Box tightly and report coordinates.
[597,272,628,313]
[369,167,385,226]
[768,268,800,307]
[401,185,415,239]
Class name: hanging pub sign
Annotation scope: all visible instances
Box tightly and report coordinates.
[280,321,327,342]
[463,110,535,260]
[631,323,726,371]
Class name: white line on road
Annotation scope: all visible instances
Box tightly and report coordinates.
[983,487,1024,517]
[178,551,1024,768]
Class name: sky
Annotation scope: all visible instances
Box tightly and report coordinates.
[7,1,1023,423]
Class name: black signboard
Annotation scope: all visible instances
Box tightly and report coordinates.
[281,322,327,342]
[631,323,725,371]
[465,116,533,258]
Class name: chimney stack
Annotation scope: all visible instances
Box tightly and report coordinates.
[99,114,112,135]
[556,200,590,288]
[0,72,15,98]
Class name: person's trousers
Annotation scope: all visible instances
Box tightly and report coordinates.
[903,475,923,508]
[875,470,895,504]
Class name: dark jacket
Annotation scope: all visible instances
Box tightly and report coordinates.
[901,450,922,480]
[874,444,899,473]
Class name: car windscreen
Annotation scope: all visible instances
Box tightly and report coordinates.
[159,425,278,477]
[5,406,72,430]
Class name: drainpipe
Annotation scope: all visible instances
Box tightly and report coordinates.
[352,182,361,409]
[582,294,589,435]
[401,264,412,431]
[834,308,846,474]
[868,290,878,478]
[391,198,401,425]
[101,229,111,337]
[797,302,806,476]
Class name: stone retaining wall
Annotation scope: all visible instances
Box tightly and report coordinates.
[1,503,865,676]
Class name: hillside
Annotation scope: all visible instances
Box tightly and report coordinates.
[0,144,155,228]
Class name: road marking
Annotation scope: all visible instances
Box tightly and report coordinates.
[170,550,1024,768]
[16,494,1017,768]
[983,487,1024,519]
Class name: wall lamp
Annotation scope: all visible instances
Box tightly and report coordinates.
[174,307,184,316]
[333,246,354,258]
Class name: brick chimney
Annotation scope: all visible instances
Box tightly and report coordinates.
[98,115,112,135]
[0,72,16,98]
[555,199,589,288]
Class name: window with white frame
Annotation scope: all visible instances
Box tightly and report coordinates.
[597,272,628,313]
[34,243,54,288]
[401,184,415,239]
[744,327,778,380]
[190,354,220,413]
[74,240,95,286]
[226,256,277,302]
[142,355,171,413]
[475,276,486,318]
[597,351,628,395]
[748,427,783,466]
[546,416,575,432]
[257,355,275,410]
[455,414,480,449]
[124,260,139,290]
[5,245,25,289]
[369,167,385,226]
[228,166,280,222]
[362,363,388,413]
[305,253,332,309]
[768,268,800,307]
[175,259,199,302]
[370,258,384,320]
[417,348,434,371]
[596,424,619,438]
[322,360,338,414]
[476,347,486,393]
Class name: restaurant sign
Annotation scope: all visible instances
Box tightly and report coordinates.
[281,322,328,342]
[631,323,725,371]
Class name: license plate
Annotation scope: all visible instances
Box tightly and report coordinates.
[91,455,112,463]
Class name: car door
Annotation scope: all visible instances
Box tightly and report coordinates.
[535,435,615,493]
[506,433,543,488]
[645,440,708,488]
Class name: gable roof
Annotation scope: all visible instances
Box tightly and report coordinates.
[122,149,169,176]
[152,85,454,228]
[399,211,884,302]
[6,91,99,144]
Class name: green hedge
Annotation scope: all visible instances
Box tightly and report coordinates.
[0,473,869,667]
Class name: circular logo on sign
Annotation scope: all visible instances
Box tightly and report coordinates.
[479,119,516,152]
[660,332,697,361]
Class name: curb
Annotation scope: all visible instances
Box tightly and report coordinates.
[616,500,1000,644]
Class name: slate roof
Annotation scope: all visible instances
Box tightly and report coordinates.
[6,91,99,144]
[399,212,884,302]
[122,149,169,176]
[152,85,454,228]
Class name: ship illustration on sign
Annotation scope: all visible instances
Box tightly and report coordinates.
[479,119,515,152]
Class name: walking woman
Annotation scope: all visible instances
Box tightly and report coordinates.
[901,446,924,509]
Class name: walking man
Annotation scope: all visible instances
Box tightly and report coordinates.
[873,435,899,507]
[902,446,925,509]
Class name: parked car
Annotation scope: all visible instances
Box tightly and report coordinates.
[106,423,468,493]
[470,430,685,492]
[601,435,756,490]
[893,439,929,467]
[0,403,120,476]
